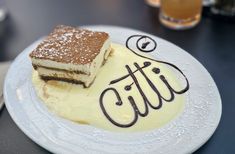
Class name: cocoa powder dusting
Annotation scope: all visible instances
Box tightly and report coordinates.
[30,25,109,64]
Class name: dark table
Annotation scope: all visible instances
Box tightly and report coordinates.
[0,0,235,153]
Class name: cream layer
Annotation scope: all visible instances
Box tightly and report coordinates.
[31,38,111,75]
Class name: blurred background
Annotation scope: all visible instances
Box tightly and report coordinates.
[0,0,234,61]
[0,0,235,153]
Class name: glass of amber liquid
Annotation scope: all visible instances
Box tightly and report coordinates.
[159,0,202,30]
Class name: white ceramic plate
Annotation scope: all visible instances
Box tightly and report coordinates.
[4,26,221,154]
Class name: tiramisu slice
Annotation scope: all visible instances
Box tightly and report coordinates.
[30,25,111,87]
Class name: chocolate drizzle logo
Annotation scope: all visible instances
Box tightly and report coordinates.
[99,35,189,128]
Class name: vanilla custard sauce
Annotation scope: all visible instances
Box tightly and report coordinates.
[32,43,186,132]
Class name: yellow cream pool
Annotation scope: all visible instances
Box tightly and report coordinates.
[32,43,186,132]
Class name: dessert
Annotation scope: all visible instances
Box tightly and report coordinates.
[32,34,189,132]
[30,25,111,87]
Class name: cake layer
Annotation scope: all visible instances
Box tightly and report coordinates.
[36,66,94,87]
[35,46,112,87]
[31,38,111,75]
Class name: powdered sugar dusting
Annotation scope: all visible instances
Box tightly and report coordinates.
[30,25,109,64]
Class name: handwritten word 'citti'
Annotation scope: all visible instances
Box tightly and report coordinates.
[99,35,189,128]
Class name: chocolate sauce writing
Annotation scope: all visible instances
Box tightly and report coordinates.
[99,35,189,128]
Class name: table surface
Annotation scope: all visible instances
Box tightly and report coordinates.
[0,0,235,153]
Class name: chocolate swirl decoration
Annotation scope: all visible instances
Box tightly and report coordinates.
[99,35,189,128]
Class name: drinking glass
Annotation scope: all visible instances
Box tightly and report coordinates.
[159,0,203,30]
